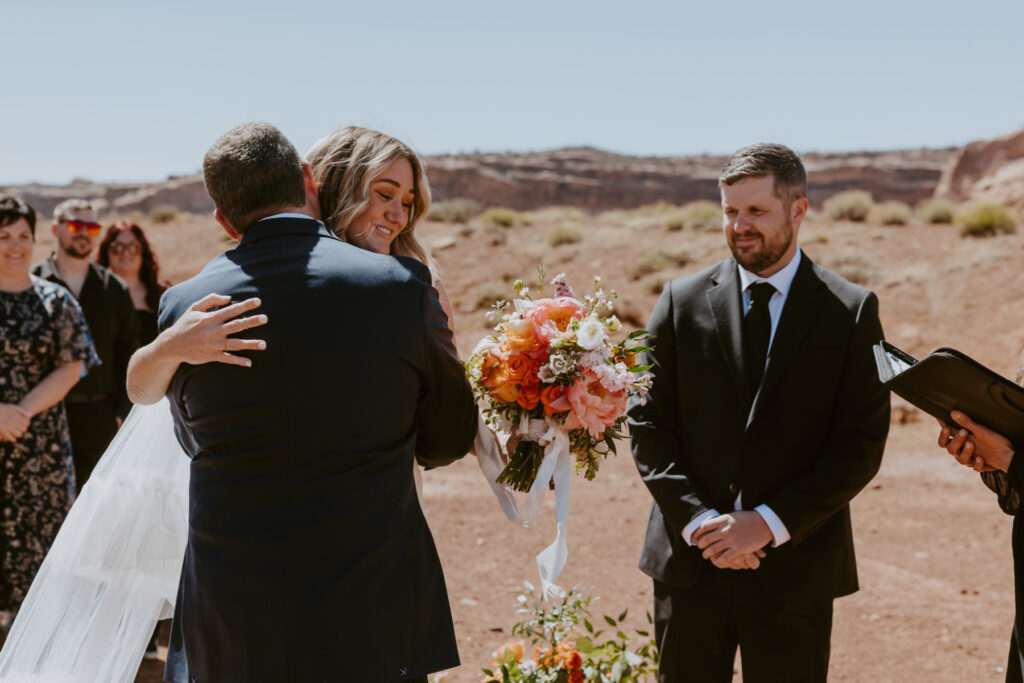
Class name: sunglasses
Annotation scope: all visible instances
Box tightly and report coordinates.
[65,220,102,236]
[109,242,140,256]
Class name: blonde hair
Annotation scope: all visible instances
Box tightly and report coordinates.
[306,126,434,268]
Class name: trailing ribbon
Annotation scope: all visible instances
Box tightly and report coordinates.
[473,414,519,521]
[515,419,572,598]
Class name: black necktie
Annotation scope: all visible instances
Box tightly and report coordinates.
[744,281,775,396]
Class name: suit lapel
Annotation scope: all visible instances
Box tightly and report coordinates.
[747,255,828,428]
[705,259,749,410]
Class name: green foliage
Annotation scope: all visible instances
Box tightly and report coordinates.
[482,207,519,228]
[149,205,178,224]
[870,201,911,226]
[823,190,873,222]
[957,203,1018,237]
[916,199,957,224]
[547,225,584,246]
[482,584,658,683]
[428,198,482,223]
[677,200,723,232]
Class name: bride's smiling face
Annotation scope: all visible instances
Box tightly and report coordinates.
[347,157,415,255]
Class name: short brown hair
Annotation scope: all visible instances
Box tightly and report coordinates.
[0,194,36,237]
[203,121,305,232]
[719,143,807,207]
[53,198,96,224]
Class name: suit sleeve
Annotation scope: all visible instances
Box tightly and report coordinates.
[414,274,478,468]
[764,291,890,545]
[627,283,713,537]
[113,282,141,418]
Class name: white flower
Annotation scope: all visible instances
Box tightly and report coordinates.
[539,353,575,383]
[519,660,538,675]
[578,348,610,370]
[472,336,499,357]
[576,318,606,350]
[605,315,622,332]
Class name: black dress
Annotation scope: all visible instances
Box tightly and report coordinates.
[0,277,99,610]
[136,308,158,347]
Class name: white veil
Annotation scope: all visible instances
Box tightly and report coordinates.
[0,399,189,683]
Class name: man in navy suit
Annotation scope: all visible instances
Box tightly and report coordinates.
[130,122,477,683]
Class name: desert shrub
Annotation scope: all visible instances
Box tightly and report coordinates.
[483,223,507,246]
[428,198,482,223]
[547,225,583,246]
[829,252,875,284]
[870,201,912,226]
[803,230,828,244]
[679,200,723,232]
[917,199,957,224]
[641,270,682,295]
[481,207,518,228]
[958,203,1018,237]
[473,281,509,310]
[629,250,673,280]
[150,205,178,224]
[823,191,873,222]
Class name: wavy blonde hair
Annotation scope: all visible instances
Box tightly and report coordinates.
[306,126,434,268]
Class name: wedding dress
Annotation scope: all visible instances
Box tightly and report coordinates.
[0,400,514,682]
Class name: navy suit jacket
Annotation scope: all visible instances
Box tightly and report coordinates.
[628,255,890,602]
[159,217,477,683]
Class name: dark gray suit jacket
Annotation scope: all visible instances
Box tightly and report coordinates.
[159,217,477,683]
[628,254,890,602]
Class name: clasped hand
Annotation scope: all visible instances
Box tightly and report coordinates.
[0,403,32,442]
[691,511,772,570]
[937,411,1015,473]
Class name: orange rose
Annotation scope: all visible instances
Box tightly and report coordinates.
[504,318,542,354]
[569,669,584,683]
[540,384,571,416]
[517,381,542,410]
[502,353,535,383]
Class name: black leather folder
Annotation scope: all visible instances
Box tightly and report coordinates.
[873,341,1024,441]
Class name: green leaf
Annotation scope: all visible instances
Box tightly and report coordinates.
[575,636,595,654]
[617,630,628,640]
[583,618,593,633]
[604,615,617,627]
[630,364,653,373]
[628,345,653,353]
[618,608,628,622]
[635,629,649,637]
[627,330,648,339]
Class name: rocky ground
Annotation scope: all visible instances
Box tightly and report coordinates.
[11,203,1024,682]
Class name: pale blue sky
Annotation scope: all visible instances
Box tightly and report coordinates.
[3,0,1022,184]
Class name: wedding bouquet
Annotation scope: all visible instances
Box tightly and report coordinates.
[466,269,653,494]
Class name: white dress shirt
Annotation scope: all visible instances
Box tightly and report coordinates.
[681,248,804,548]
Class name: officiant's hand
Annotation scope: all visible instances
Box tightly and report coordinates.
[939,412,1014,472]
[692,511,772,570]
[161,294,268,367]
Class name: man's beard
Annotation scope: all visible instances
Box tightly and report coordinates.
[62,239,92,260]
[729,218,794,274]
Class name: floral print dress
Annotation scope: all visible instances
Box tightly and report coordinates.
[0,276,98,610]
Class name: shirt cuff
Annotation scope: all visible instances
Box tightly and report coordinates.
[682,509,720,546]
[754,504,790,547]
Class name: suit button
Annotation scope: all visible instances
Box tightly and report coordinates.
[728,483,738,495]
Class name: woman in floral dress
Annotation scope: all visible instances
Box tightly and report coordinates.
[0,195,98,626]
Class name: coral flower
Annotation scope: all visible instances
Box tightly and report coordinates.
[564,369,628,439]
[540,384,572,416]
[503,317,543,354]
[494,641,524,663]
[526,297,588,342]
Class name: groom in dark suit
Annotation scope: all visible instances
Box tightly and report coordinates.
[148,122,477,683]
[628,144,890,682]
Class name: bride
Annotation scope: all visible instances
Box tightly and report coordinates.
[0,126,511,683]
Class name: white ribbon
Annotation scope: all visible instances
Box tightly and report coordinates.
[473,414,519,521]
[515,419,572,597]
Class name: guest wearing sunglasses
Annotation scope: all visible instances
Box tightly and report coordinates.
[32,199,140,488]
[97,222,170,347]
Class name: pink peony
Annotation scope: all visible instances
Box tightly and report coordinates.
[526,297,588,343]
[563,369,628,439]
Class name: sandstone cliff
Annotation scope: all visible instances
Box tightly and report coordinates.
[934,126,1024,207]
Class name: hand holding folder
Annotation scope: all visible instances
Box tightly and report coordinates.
[873,341,1024,442]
